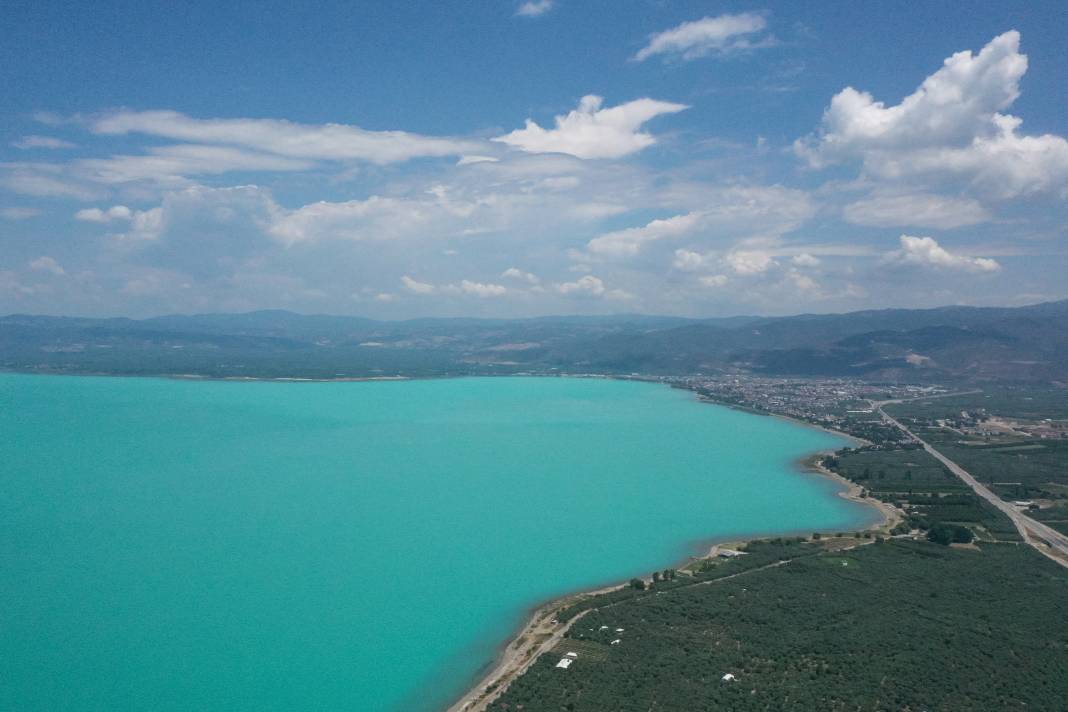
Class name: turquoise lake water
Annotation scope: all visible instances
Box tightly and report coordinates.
[0,373,874,710]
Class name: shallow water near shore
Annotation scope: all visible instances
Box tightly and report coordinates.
[0,373,873,711]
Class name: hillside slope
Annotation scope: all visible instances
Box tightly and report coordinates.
[3,300,1066,381]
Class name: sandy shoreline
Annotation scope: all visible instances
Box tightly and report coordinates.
[445,389,900,712]
[805,452,902,532]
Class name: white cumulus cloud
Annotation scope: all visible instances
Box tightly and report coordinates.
[556,274,605,296]
[672,248,707,271]
[502,267,540,284]
[76,203,163,242]
[791,253,821,267]
[515,0,553,17]
[459,280,508,297]
[725,250,776,275]
[885,235,1001,272]
[401,276,509,298]
[554,274,630,299]
[493,95,688,159]
[29,256,66,276]
[796,31,1068,198]
[75,205,134,223]
[882,113,1068,198]
[589,212,702,257]
[634,12,771,62]
[401,275,436,294]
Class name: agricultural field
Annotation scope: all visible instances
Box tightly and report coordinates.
[1025,500,1068,537]
[824,446,1021,542]
[884,388,1068,507]
[885,387,1068,422]
[933,436,1068,500]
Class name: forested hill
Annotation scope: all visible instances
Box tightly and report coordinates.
[2,299,1067,382]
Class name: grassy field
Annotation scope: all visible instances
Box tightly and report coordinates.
[495,540,1068,711]
[925,432,1068,501]
[885,387,1068,504]
[885,387,1068,421]
[1028,502,1068,536]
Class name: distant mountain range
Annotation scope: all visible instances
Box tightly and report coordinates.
[3,300,1067,382]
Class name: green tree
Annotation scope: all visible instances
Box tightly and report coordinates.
[928,523,973,545]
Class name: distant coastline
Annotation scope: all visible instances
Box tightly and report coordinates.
[173,374,412,382]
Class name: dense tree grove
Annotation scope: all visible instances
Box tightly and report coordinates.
[496,541,1068,711]
[826,446,1021,541]
[927,522,974,545]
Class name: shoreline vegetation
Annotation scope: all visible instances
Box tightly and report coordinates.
[446,386,900,712]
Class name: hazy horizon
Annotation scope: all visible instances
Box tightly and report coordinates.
[3,295,1064,324]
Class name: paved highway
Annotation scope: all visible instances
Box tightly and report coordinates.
[875,404,1068,567]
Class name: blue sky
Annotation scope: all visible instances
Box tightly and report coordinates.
[2,1,1067,317]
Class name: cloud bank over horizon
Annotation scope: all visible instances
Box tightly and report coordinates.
[2,7,1066,319]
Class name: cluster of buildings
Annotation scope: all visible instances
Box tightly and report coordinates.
[920,410,1068,441]
[666,377,945,437]
[963,415,1067,441]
